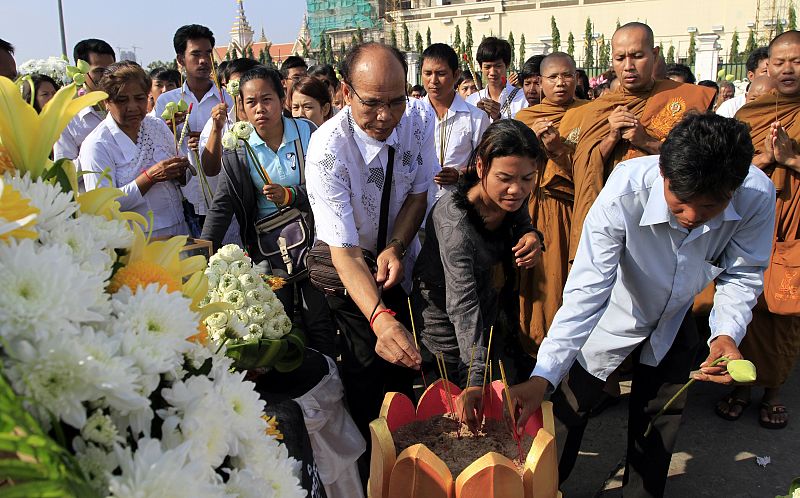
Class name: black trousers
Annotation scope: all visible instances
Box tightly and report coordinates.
[552,311,699,498]
[326,285,416,441]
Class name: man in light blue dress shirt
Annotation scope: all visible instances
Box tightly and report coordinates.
[509,113,776,496]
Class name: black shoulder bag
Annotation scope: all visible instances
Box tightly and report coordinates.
[307,146,396,296]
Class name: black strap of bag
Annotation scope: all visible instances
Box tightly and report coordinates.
[308,145,396,295]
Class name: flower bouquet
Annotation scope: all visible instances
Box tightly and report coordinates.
[203,244,305,372]
[0,76,304,496]
[18,56,70,85]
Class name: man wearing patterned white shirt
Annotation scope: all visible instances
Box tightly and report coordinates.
[421,43,489,205]
[155,24,232,230]
[509,114,775,496]
[54,39,116,186]
[466,37,528,120]
[306,43,437,449]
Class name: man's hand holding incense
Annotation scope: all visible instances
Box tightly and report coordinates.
[692,335,743,384]
[477,98,501,120]
[456,386,484,435]
[434,166,460,186]
[507,376,550,436]
[513,232,543,268]
[373,315,421,370]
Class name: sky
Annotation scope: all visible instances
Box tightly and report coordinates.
[2,0,307,66]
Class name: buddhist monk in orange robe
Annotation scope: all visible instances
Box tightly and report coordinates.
[516,52,588,352]
[568,23,716,261]
[715,30,800,429]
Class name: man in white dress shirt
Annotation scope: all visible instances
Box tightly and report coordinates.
[421,43,489,205]
[466,37,528,120]
[155,24,232,232]
[716,47,769,118]
[54,39,116,181]
[306,42,437,452]
[509,113,775,496]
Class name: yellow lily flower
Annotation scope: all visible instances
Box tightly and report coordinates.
[76,186,148,228]
[0,77,107,178]
[109,223,207,296]
[0,177,39,241]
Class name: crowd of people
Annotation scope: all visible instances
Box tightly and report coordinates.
[2,18,799,497]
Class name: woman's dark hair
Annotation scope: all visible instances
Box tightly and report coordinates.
[224,58,260,81]
[660,113,753,202]
[173,24,215,55]
[149,67,181,88]
[518,55,545,82]
[239,66,285,101]
[421,43,459,72]
[665,63,696,84]
[464,119,542,186]
[575,69,590,99]
[99,61,150,101]
[341,42,407,83]
[21,74,61,113]
[308,64,340,90]
[73,38,114,64]
[476,37,512,65]
[290,76,333,119]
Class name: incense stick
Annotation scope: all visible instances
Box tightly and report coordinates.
[458,344,478,436]
[479,325,495,428]
[499,359,524,463]
[407,297,427,389]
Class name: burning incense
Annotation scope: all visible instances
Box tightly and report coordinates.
[407,297,427,389]
[498,360,524,463]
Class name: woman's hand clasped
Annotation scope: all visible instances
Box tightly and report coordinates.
[147,156,189,183]
[513,232,543,268]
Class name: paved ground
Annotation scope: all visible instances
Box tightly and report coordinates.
[560,364,799,497]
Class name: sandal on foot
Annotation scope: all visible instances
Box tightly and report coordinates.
[759,402,788,429]
[715,396,750,421]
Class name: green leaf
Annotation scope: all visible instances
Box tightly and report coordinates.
[727,359,757,383]
[41,159,74,194]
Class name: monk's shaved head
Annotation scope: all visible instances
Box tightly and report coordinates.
[747,75,777,102]
[613,22,655,50]
[769,29,800,55]
[540,52,576,74]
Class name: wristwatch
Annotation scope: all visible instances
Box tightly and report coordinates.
[387,238,407,258]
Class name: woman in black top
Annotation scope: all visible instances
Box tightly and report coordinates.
[413,119,544,432]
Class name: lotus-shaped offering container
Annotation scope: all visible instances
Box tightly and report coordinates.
[369,379,559,498]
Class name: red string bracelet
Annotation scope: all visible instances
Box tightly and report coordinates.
[143,169,155,183]
[370,308,396,330]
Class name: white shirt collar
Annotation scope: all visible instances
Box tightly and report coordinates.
[424,92,471,116]
[180,80,222,105]
[104,114,138,164]
[640,173,742,230]
[349,109,400,165]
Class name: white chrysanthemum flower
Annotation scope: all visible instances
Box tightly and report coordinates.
[215,369,266,444]
[81,410,124,448]
[111,284,197,377]
[0,239,107,342]
[224,289,246,310]
[6,328,104,429]
[79,213,133,251]
[5,172,77,235]
[233,309,249,326]
[219,273,239,293]
[228,259,249,277]
[222,313,248,340]
[233,437,304,498]
[217,244,247,262]
[74,439,118,495]
[225,468,271,498]
[205,311,228,330]
[40,215,115,276]
[244,323,262,340]
[246,304,266,324]
[109,439,225,498]
[237,272,260,290]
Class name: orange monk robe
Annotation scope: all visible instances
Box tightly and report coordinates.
[516,98,589,352]
[733,93,800,388]
[568,79,716,261]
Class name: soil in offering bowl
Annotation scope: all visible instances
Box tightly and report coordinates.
[392,414,534,477]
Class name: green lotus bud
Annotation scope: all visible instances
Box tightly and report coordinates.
[76,59,91,74]
[727,359,756,383]
[161,109,173,121]
[725,74,735,82]
[165,101,178,111]
[177,99,189,112]
[717,68,726,79]
[66,65,79,78]
[73,73,86,86]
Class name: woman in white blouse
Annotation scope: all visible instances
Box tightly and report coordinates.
[81,61,190,237]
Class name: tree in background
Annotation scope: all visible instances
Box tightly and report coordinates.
[415,31,424,53]
[402,22,411,51]
[340,43,346,62]
[551,16,561,51]
[790,2,797,30]
[231,46,239,59]
[666,45,675,64]
[616,18,621,31]
[454,25,462,56]
[390,26,398,48]
[350,34,358,49]
[246,46,255,60]
[598,35,610,69]
[508,31,516,70]
[584,18,594,67]
[326,36,334,64]
[519,34,526,66]
[318,33,328,63]
[687,31,696,66]
[426,27,432,47]
[744,28,757,57]
[729,30,740,63]
[776,18,785,36]
[567,31,575,57]
[357,26,364,44]
[301,40,309,59]
[466,20,474,62]
[146,60,178,71]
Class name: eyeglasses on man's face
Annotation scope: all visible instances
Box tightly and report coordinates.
[346,82,408,114]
